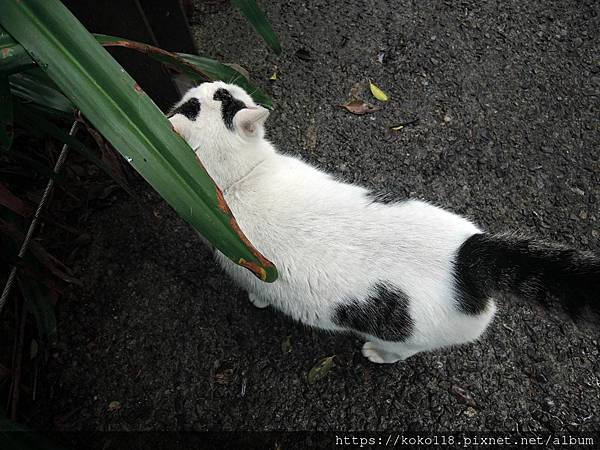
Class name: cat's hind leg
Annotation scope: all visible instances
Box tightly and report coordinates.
[248,292,270,309]
[361,341,418,364]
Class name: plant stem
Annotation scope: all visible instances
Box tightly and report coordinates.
[0,120,79,316]
[10,296,27,420]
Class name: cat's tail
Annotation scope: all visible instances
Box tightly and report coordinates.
[453,233,600,318]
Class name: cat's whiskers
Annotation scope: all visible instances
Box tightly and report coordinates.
[227,72,243,85]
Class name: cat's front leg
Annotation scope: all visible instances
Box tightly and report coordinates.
[361,341,418,364]
[248,292,270,309]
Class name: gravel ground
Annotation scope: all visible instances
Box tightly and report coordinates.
[29,0,599,437]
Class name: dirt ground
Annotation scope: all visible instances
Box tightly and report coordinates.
[28,0,599,438]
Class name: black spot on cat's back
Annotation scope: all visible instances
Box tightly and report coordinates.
[333,282,413,341]
[168,97,200,120]
[213,88,246,130]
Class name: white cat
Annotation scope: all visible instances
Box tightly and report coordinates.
[168,81,599,364]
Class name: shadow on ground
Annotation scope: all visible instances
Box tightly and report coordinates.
[30,0,599,433]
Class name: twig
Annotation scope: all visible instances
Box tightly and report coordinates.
[10,296,27,420]
[6,298,19,411]
[0,120,79,316]
[32,359,39,402]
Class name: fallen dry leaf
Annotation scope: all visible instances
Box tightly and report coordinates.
[465,406,478,417]
[281,335,292,354]
[450,385,477,408]
[338,100,381,115]
[369,80,389,101]
[307,355,335,384]
[269,71,277,81]
[295,48,313,61]
[214,368,234,385]
[108,401,121,412]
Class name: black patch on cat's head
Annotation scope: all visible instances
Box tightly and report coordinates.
[213,88,246,130]
[168,97,201,120]
[332,281,414,341]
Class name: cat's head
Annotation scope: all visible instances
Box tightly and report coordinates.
[168,81,272,189]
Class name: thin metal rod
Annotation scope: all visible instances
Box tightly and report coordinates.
[0,120,79,315]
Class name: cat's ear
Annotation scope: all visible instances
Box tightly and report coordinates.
[233,107,269,138]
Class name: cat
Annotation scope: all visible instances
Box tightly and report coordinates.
[168,81,599,364]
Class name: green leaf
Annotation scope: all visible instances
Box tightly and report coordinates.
[232,0,282,55]
[369,80,389,102]
[0,26,36,75]
[0,75,13,151]
[9,69,74,116]
[94,34,273,109]
[179,53,273,109]
[13,102,131,196]
[0,0,277,282]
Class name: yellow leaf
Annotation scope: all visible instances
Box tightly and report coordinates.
[269,72,277,81]
[369,80,389,102]
[307,355,335,384]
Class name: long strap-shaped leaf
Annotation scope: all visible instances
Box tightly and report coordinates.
[0,75,12,151]
[0,28,36,75]
[1,31,274,109]
[0,0,277,282]
[9,69,74,116]
[94,34,273,109]
[14,103,132,195]
[232,0,282,55]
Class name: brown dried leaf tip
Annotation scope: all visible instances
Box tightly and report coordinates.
[338,100,381,116]
[214,368,234,385]
[450,385,477,408]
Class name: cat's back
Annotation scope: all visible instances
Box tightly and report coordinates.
[219,152,481,326]
[225,153,478,254]
[226,153,374,229]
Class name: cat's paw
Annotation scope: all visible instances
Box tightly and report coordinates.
[248,293,269,309]
[361,341,401,364]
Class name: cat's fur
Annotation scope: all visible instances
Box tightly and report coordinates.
[168,81,599,364]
